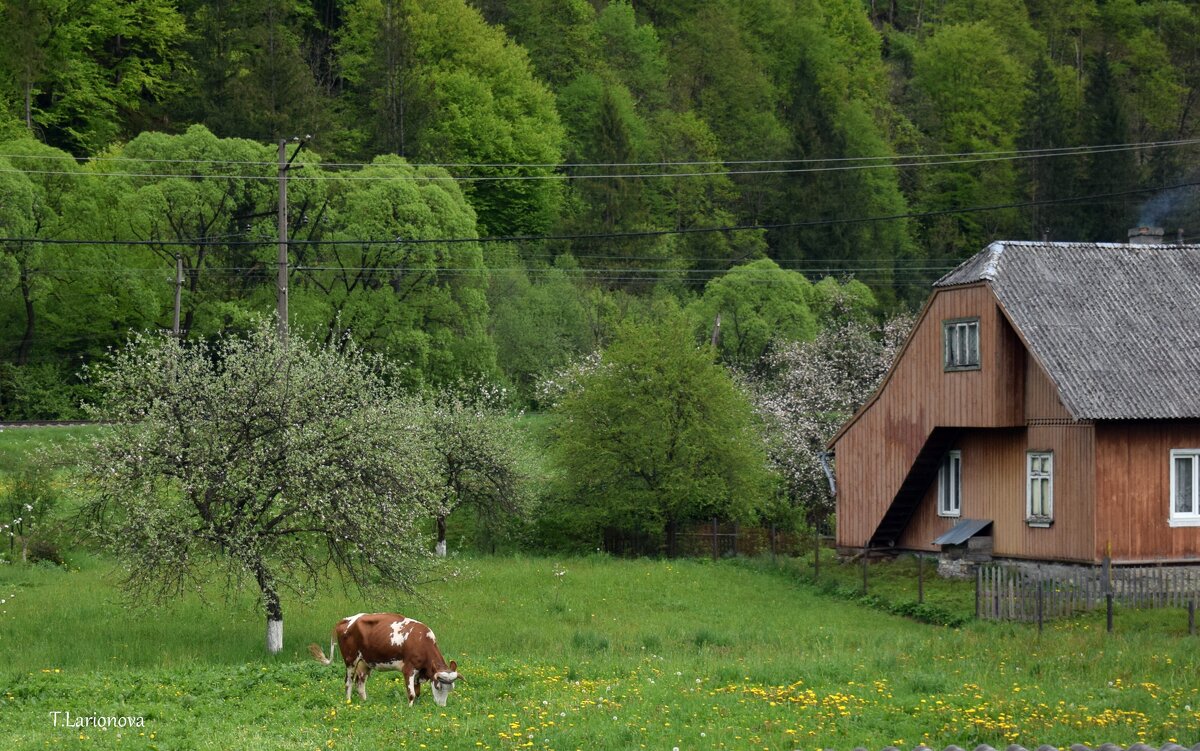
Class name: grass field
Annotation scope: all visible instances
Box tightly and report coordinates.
[2,552,1199,751]
[2,426,1198,749]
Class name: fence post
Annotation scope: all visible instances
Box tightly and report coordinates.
[1189,598,1195,636]
[975,565,982,619]
[1037,579,1044,634]
[813,530,820,580]
[712,517,719,561]
[861,549,869,595]
[918,554,925,604]
[770,524,777,562]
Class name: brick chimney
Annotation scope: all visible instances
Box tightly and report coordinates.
[1127,226,1164,245]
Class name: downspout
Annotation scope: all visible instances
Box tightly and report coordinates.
[818,450,837,497]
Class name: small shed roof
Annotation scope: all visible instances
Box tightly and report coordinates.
[934,241,1200,420]
[932,518,993,546]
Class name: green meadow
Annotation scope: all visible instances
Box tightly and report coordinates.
[2,553,1199,751]
[1,426,1198,750]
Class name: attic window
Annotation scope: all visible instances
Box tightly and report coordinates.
[943,318,980,371]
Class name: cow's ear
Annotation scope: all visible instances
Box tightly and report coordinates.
[449,660,457,672]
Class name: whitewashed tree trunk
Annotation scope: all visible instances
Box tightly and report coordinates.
[436,514,448,557]
[267,619,284,654]
[256,565,284,654]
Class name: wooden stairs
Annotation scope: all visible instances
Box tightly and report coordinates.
[867,427,961,549]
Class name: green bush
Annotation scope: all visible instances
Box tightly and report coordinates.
[1,450,62,562]
[0,362,92,420]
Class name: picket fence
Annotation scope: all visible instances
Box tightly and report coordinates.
[976,561,1200,621]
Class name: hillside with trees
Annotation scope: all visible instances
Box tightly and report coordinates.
[1,0,1198,545]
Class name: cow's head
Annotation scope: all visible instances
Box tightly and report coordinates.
[431,660,460,706]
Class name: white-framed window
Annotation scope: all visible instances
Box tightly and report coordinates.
[938,450,961,517]
[943,318,980,371]
[1026,451,1053,526]
[1169,449,1200,527]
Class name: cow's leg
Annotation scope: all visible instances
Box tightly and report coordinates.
[405,669,418,706]
[344,665,354,702]
[355,661,370,701]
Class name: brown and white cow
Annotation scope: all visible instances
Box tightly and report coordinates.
[308,613,460,706]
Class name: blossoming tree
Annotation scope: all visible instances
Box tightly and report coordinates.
[413,383,526,557]
[78,320,440,653]
[746,314,913,530]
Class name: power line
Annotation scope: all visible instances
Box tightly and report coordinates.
[1,141,1196,184]
[2,137,1197,170]
[2,179,1195,249]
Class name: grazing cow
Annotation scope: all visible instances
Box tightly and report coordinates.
[308,613,460,706]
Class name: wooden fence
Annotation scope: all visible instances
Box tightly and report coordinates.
[602,519,811,559]
[976,561,1200,622]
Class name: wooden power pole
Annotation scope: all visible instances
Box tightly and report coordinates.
[277,140,290,344]
[172,253,183,336]
[277,136,310,344]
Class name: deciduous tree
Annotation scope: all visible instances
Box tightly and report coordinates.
[78,320,440,653]
[413,384,525,556]
[688,259,818,368]
[551,311,773,550]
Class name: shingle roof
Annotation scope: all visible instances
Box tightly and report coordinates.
[934,241,1200,420]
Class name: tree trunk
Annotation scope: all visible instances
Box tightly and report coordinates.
[436,514,447,557]
[255,565,284,654]
[17,272,35,366]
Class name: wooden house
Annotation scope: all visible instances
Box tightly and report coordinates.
[829,233,1200,565]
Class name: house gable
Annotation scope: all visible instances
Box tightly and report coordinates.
[832,283,1025,549]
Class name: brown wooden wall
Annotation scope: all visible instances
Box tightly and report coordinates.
[1095,421,1200,563]
[1024,353,1072,421]
[897,424,1096,562]
[834,284,1026,548]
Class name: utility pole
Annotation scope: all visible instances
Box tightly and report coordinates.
[172,253,183,336]
[277,136,310,344]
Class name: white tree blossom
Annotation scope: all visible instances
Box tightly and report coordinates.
[745,314,913,529]
[412,382,527,556]
[76,320,441,653]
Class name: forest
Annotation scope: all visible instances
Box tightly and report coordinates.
[1,0,1199,420]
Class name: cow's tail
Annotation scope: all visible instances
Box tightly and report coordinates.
[308,630,338,666]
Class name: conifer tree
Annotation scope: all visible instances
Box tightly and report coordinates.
[1078,54,1138,242]
[1018,56,1080,240]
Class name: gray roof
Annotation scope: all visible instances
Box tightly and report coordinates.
[934,241,1200,420]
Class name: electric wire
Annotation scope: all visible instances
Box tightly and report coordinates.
[0,141,1196,183]
[1,137,1196,170]
[2,179,1194,249]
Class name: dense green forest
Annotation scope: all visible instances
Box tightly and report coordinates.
[1,0,1199,419]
